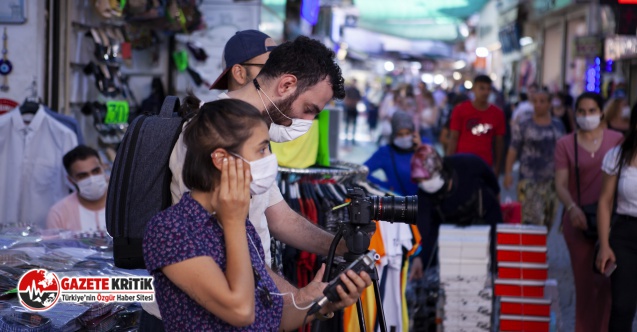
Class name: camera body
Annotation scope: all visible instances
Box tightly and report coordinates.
[347,188,374,226]
[346,187,418,225]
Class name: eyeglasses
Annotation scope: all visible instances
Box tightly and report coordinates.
[252,267,273,308]
[241,63,265,67]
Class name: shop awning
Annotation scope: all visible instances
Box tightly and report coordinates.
[354,0,489,41]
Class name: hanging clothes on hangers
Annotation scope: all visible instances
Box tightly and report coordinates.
[43,106,85,144]
[275,161,420,332]
[0,105,78,227]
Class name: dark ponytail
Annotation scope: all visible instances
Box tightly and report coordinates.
[616,102,637,171]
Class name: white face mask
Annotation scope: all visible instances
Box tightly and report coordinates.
[254,80,314,142]
[576,115,601,131]
[418,173,445,193]
[233,153,278,195]
[393,136,413,150]
[75,175,107,201]
[622,106,631,118]
[269,119,314,143]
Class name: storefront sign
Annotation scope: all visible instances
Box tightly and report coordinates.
[605,35,637,60]
[574,36,602,58]
[105,101,130,124]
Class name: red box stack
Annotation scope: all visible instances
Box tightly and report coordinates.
[496,224,551,332]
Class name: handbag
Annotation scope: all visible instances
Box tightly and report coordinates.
[573,133,620,239]
[574,133,601,239]
[501,199,522,224]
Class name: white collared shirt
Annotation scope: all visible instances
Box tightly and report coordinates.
[0,106,78,227]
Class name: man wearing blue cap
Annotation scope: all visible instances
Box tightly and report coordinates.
[210,30,277,92]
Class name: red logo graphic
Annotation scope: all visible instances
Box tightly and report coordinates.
[17,269,60,311]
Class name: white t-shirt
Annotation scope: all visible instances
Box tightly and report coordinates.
[601,147,637,217]
[78,205,106,233]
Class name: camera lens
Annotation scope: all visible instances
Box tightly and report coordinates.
[371,195,418,224]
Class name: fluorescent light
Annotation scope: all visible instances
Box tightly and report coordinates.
[459,23,469,38]
[421,73,434,84]
[434,74,445,85]
[519,37,533,47]
[476,47,489,58]
[464,80,473,89]
[453,72,462,80]
[453,60,466,70]
[384,61,395,71]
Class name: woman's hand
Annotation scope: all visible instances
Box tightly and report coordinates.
[213,156,251,228]
[596,244,616,275]
[503,174,513,189]
[568,206,588,230]
[412,132,422,148]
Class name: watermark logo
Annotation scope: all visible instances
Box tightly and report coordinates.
[17,269,61,311]
[17,269,154,310]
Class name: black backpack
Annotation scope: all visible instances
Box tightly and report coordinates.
[106,96,185,269]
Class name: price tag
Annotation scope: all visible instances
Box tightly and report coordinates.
[105,101,130,124]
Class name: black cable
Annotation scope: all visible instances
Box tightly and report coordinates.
[324,226,344,282]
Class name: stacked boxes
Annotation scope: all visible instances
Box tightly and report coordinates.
[438,225,492,332]
[495,224,551,332]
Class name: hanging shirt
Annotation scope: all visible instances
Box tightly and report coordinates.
[44,106,84,144]
[0,106,78,227]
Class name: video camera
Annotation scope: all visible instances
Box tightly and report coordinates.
[332,187,418,257]
[346,187,418,226]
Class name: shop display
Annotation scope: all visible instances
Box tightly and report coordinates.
[0,27,12,92]
[495,224,555,332]
[274,161,419,332]
[438,225,492,332]
[0,225,143,332]
[0,101,79,228]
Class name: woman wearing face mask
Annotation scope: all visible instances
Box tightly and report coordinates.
[596,102,637,331]
[554,92,623,332]
[364,111,426,195]
[551,92,576,134]
[143,98,369,331]
[602,96,631,136]
[407,144,502,280]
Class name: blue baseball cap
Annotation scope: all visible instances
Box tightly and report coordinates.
[210,30,276,90]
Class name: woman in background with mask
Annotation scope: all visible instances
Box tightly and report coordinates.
[554,92,623,332]
[602,96,631,136]
[364,111,426,195]
[551,92,576,134]
[408,144,502,280]
[144,98,370,331]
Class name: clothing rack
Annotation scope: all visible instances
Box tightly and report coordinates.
[278,160,369,180]
[273,160,417,332]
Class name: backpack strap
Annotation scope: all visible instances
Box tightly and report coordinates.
[160,96,180,119]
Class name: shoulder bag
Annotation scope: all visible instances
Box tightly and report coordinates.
[573,133,619,239]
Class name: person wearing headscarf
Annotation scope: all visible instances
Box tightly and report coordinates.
[363,111,430,195]
[408,145,502,280]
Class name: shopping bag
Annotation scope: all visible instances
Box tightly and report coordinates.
[501,201,522,224]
